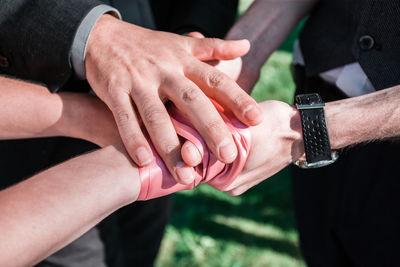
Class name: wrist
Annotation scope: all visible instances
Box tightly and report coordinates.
[54,93,90,139]
[100,145,141,204]
[288,106,306,162]
[56,93,119,146]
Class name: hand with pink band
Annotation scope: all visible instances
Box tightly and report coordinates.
[136,97,307,199]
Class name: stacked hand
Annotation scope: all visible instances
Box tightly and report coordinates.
[85,15,263,185]
[135,100,304,200]
[79,19,305,198]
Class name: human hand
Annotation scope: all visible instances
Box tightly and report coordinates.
[85,15,263,185]
[182,100,305,195]
[224,100,305,195]
[188,32,261,94]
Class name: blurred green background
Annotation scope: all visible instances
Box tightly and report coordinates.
[156,1,305,266]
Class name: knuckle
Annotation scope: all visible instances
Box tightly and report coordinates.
[232,93,247,108]
[114,108,132,126]
[204,119,223,134]
[123,132,144,147]
[207,70,226,88]
[208,38,220,48]
[158,142,180,162]
[163,143,179,156]
[106,76,129,101]
[106,74,121,94]
[180,86,201,104]
[142,107,167,126]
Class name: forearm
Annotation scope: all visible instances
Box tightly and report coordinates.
[326,86,400,149]
[227,0,318,70]
[0,145,140,266]
[0,77,62,138]
[0,76,119,146]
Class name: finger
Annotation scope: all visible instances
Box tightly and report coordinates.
[163,76,238,164]
[181,140,202,167]
[133,90,195,185]
[188,32,221,67]
[187,31,205,38]
[189,37,250,61]
[109,91,153,167]
[185,60,263,126]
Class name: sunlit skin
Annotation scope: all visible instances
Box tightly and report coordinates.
[2,68,400,265]
[85,14,264,185]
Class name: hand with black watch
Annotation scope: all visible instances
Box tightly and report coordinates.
[294,93,338,168]
[204,93,339,195]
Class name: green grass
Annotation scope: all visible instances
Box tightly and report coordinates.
[155,1,305,266]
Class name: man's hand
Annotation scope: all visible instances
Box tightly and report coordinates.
[182,100,305,195]
[85,15,263,185]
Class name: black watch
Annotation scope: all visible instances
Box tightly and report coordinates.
[294,93,338,168]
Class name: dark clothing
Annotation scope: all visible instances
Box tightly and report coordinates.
[300,0,400,90]
[0,0,237,266]
[0,0,103,91]
[292,66,400,267]
[0,0,237,92]
[150,0,238,38]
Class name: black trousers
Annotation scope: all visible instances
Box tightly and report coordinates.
[291,66,400,267]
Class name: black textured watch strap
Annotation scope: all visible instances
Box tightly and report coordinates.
[296,94,332,163]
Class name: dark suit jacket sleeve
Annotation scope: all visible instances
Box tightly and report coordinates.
[150,0,238,38]
[0,0,104,91]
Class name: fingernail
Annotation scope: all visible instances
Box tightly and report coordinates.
[185,144,201,164]
[175,162,195,184]
[243,105,259,122]
[217,138,237,162]
[135,146,153,166]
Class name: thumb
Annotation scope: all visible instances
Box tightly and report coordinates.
[190,37,250,61]
[181,140,202,167]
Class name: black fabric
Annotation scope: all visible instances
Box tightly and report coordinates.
[300,0,400,90]
[292,68,400,267]
[0,0,237,92]
[0,0,104,92]
[292,142,400,267]
[150,0,238,38]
